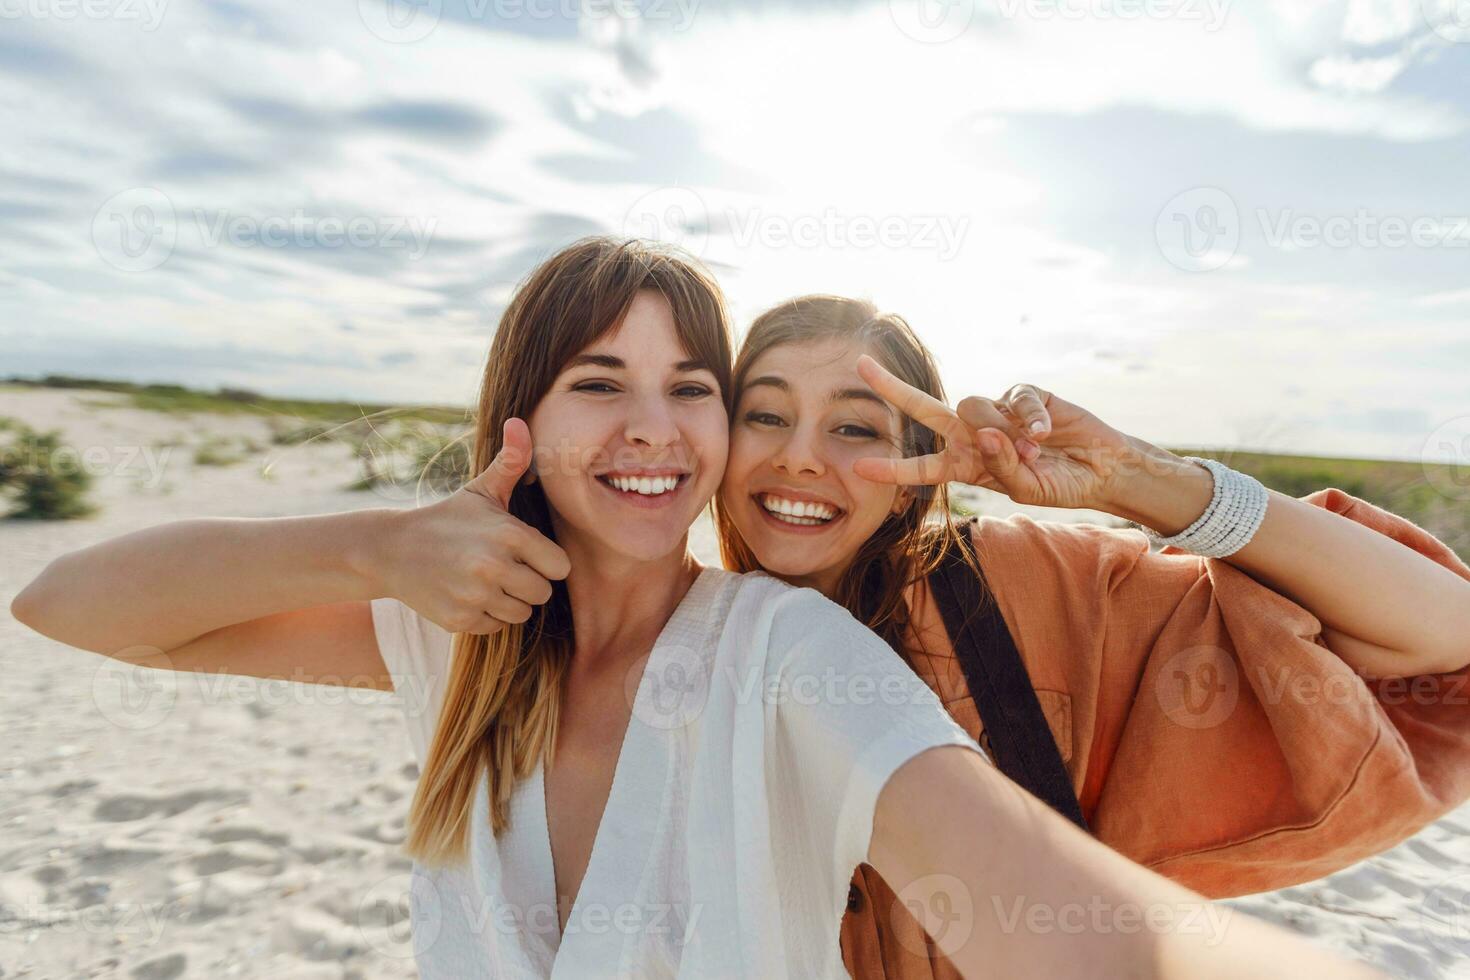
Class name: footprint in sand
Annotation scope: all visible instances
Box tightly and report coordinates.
[200,824,290,849]
[77,839,171,875]
[190,841,286,876]
[129,950,187,980]
[94,788,246,823]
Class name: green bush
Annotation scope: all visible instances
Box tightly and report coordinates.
[0,417,97,520]
[193,435,247,467]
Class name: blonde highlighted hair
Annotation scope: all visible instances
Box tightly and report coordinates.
[403,237,732,866]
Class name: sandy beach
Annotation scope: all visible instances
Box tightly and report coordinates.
[2,387,1466,979]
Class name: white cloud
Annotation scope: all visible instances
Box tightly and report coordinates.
[1,0,1465,459]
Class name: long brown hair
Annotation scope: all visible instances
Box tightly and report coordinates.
[404,237,732,865]
[713,295,989,658]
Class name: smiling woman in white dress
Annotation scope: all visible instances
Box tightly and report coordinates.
[13,238,1378,979]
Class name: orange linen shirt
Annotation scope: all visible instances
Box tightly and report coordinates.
[841,488,1470,979]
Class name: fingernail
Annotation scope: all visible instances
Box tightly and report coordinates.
[1029,420,1045,434]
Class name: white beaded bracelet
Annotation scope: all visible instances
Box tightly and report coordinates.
[1132,457,1269,558]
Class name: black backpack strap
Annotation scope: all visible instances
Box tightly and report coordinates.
[929,517,1090,832]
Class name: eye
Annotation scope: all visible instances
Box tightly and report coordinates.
[835,423,879,439]
[743,410,785,427]
[675,383,714,399]
[571,381,617,394]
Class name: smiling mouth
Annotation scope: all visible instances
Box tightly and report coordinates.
[596,473,690,497]
[755,492,844,527]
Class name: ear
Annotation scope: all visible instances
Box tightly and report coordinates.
[890,487,912,516]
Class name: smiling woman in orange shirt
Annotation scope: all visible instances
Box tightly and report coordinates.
[708,295,1470,980]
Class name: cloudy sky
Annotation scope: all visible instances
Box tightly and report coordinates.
[2,0,1468,462]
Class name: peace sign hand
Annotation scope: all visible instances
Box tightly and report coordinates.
[850,354,1141,512]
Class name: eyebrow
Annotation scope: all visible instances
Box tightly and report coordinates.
[566,353,710,373]
[744,375,893,414]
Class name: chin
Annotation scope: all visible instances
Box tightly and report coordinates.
[599,519,695,563]
[749,541,826,579]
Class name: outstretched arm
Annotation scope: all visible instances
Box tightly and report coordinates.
[868,745,1384,980]
[852,354,1470,679]
[11,419,567,683]
[1101,445,1470,678]
[11,507,394,658]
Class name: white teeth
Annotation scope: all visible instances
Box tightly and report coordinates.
[770,513,825,526]
[606,474,680,495]
[760,494,837,522]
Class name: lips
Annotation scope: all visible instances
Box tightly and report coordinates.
[753,491,845,530]
[598,472,686,496]
[595,470,692,508]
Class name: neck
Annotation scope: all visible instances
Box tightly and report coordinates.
[555,523,703,665]
[780,560,848,601]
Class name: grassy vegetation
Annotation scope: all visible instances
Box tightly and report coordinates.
[948,447,1470,563]
[3,374,468,426]
[346,419,471,497]
[193,435,250,467]
[0,417,97,520]
[1172,447,1470,564]
[6,377,1466,560]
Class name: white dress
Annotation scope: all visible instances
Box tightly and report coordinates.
[371,565,989,979]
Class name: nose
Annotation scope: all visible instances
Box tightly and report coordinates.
[624,393,681,451]
[770,423,826,479]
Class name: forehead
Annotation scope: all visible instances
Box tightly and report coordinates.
[592,292,676,349]
[743,336,863,384]
[572,292,707,370]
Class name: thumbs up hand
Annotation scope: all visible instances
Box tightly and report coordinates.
[462,416,535,509]
[382,418,572,635]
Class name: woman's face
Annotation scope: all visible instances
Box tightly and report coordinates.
[528,290,728,565]
[720,337,910,594]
